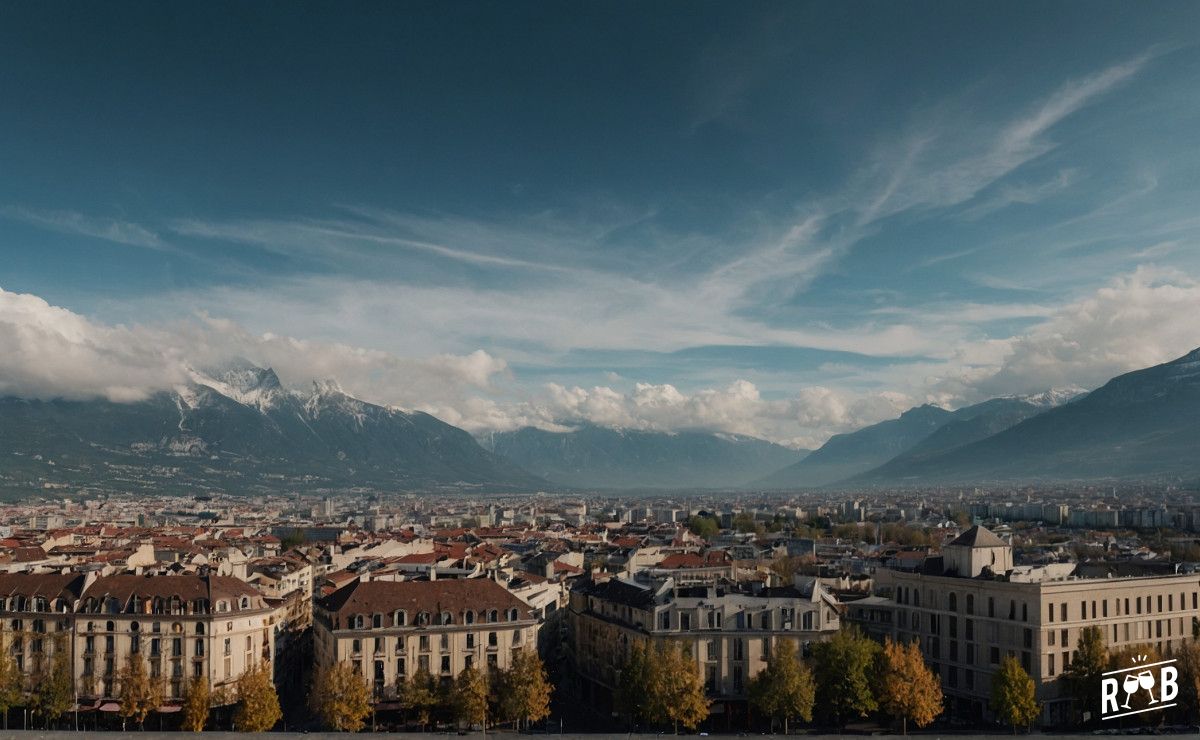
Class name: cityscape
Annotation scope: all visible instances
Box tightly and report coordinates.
[3,0,1200,736]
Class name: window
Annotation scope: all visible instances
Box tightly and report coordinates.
[488,632,497,647]
[440,655,451,675]
[989,646,1000,664]
[195,639,204,657]
[373,614,382,629]
[988,597,995,618]
[680,612,691,630]
[196,623,205,635]
[761,638,769,658]
[396,658,406,677]
[440,611,453,625]
[706,639,718,660]
[352,639,362,654]
[151,638,161,656]
[948,593,957,612]
[465,611,475,625]
[440,634,449,651]
[419,635,429,652]
[467,633,475,649]
[395,610,406,626]
[173,638,183,657]
[1048,603,1055,622]
[966,595,974,615]
[1048,653,1056,676]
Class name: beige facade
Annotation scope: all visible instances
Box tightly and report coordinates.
[855,526,1200,726]
[312,576,539,700]
[569,577,840,720]
[0,572,276,705]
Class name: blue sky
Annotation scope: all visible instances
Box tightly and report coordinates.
[2,2,1200,446]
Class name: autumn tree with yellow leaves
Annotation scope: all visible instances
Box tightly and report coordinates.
[117,654,164,730]
[310,661,372,732]
[234,661,282,732]
[180,675,211,732]
[876,638,943,734]
[498,649,553,730]
[452,664,489,728]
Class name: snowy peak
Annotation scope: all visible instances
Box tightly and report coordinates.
[1013,387,1087,408]
[186,360,286,412]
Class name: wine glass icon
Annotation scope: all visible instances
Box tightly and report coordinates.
[1139,669,1158,704]
[1121,672,1140,709]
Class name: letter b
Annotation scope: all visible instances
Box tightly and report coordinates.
[1160,666,1179,703]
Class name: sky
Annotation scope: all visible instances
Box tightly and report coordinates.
[2,1,1200,448]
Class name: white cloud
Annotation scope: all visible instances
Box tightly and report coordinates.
[1,206,171,252]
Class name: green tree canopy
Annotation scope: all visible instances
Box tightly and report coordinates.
[749,638,815,733]
[810,627,881,727]
[991,655,1040,733]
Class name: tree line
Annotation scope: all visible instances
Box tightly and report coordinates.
[310,649,554,732]
[617,628,952,734]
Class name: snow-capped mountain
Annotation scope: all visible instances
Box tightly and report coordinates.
[0,359,544,496]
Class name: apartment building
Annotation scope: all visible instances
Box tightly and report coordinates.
[312,575,539,701]
[568,575,841,725]
[0,571,276,705]
[850,525,1200,726]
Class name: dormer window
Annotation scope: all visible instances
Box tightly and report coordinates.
[394,610,407,627]
[464,611,475,625]
[507,608,519,622]
[440,611,452,625]
[372,614,382,629]
[487,610,498,623]
[240,597,249,609]
[417,612,430,626]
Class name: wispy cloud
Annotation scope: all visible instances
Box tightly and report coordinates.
[1,205,172,252]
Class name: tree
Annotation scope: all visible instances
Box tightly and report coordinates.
[616,641,651,724]
[451,665,489,728]
[180,675,211,732]
[117,654,163,729]
[234,661,282,733]
[30,642,74,729]
[749,639,815,733]
[648,642,709,732]
[876,638,943,734]
[1177,640,1200,723]
[810,627,881,727]
[1063,626,1107,724]
[991,655,1040,733]
[499,649,553,730]
[0,635,23,730]
[310,661,372,732]
[399,666,438,729]
[686,515,718,539]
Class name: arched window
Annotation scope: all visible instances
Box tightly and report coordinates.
[440,611,452,625]
[487,609,498,623]
[130,621,140,632]
[508,608,519,622]
[106,620,115,632]
[966,594,975,615]
[948,592,957,612]
[464,610,475,625]
[394,610,407,627]
[913,590,920,608]
[417,611,430,626]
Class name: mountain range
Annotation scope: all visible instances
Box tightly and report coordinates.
[483,424,806,489]
[2,348,1199,495]
[0,360,542,496]
[844,349,1200,484]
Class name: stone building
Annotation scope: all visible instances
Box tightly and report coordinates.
[567,575,841,726]
[312,575,540,701]
[849,525,1200,725]
[0,571,276,706]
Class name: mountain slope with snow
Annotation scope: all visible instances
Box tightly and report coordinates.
[0,360,544,495]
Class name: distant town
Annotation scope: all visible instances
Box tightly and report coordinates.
[0,484,1198,732]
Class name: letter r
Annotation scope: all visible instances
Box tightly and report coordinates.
[1101,677,1120,714]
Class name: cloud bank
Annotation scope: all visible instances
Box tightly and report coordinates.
[4,263,1199,448]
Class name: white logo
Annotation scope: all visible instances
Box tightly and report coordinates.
[1100,655,1178,721]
